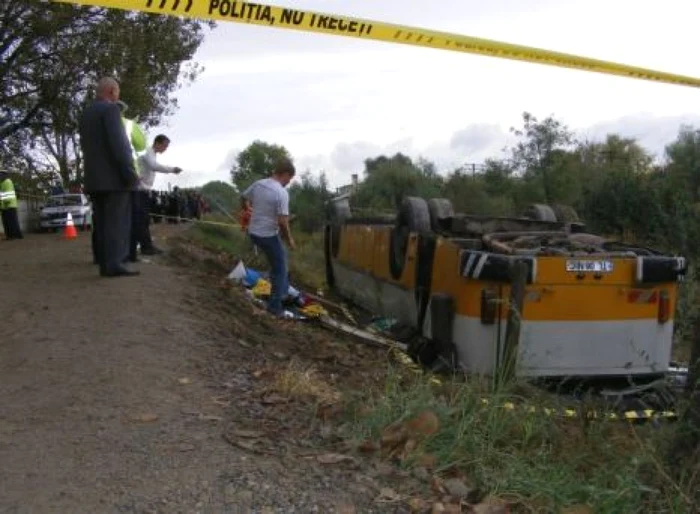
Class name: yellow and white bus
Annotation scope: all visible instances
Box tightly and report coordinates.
[324,197,686,382]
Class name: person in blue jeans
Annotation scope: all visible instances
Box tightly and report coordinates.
[241,158,297,317]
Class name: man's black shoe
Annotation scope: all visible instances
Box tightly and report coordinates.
[100,266,140,277]
[141,247,163,256]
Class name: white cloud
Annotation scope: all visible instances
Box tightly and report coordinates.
[148,0,700,191]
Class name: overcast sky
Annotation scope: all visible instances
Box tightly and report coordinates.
[147,0,700,191]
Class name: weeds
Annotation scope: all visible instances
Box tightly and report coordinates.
[345,368,693,513]
[182,220,694,512]
[185,215,326,290]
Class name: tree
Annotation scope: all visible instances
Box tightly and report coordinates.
[288,171,331,233]
[230,140,291,192]
[200,180,239,216]
[1,4,214,185]
[443,165,516,216]
[665,126,700,203]
[354,153,443,211]
[509,112,576,203]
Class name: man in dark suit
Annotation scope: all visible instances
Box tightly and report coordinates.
[79,77,139,277]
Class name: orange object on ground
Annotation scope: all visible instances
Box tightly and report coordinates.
[239,206,252,232]
[64,212,78,239]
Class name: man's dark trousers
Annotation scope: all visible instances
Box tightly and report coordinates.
[1,208,22,239]
[91,201,100,263]
[129,190,153,260]
[92,191,131,274]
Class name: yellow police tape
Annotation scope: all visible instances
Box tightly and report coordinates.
[53,0,700,89]
[388,348,678,422]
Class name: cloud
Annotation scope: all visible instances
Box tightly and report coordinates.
[146,0,700,192]
[580,113,700,160]
[449,123,508,158]
[331,141,382,173]
[218,148,239,172]
[152,111,700,192]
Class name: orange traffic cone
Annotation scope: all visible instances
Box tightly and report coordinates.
[64,212,78,239]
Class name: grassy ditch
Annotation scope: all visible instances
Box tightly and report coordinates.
[343,369,695,513]
[182,219,696,513]
[184,215,325,291]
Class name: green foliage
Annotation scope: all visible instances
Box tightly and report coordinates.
[188,216,325,290]
[288,171,332,233]
[665,126,700,210]
[353,153,443,211]
[509,112,577,203]
[200,180,239,216]
[0,2,213,185]
[346,369,696,513]
[230,140,291,193]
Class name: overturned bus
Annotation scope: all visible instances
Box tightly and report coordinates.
[324,197,686,384]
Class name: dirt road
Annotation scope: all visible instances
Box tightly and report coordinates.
[0,226,397,514]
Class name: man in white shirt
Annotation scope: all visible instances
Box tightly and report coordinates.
[241,158,296,317]
[129,134,181,260]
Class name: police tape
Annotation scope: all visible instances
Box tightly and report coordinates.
[148,212,240,228]
[388,348,678,422]
[17,193,243,229]
[52,0,700,89]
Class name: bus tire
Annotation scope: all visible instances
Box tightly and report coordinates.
[427,198,454,231]
[523,203,557,222]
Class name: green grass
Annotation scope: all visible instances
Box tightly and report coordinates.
[344,369,695,513]
[182,216,696,513]
[185,215,326,291]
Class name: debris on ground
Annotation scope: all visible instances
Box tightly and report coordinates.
[227,259,329,320]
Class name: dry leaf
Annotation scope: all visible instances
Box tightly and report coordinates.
[356,405,373,418]
[129,413,159,423]
[374,487,401,503]
[232,429,264,439]
[403,438,418,455]
[406,410,440,438]
[471,496,510,514]
[211,396,230,406]
[431,476,445,495]
[178,377,192,385]
[358,440,379,453]
[262,393,289,405]
[561,507,594,514]
[443,478,472,500]
[418,453,438,469]
[380,421,408,456]
[316,453,356,465]
[317,403,344,421]
[233,439,261,452]
[336,504,357,514]
[432,503,446,514]
[198,414,223,422]
[407,497,428,512]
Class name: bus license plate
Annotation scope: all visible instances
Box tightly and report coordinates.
[566,260,613,273]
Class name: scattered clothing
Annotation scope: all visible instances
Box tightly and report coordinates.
[228,260,328,320]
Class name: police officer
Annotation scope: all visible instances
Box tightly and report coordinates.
[0,171,22,240]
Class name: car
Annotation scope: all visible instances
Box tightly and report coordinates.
[39,193,93,232]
